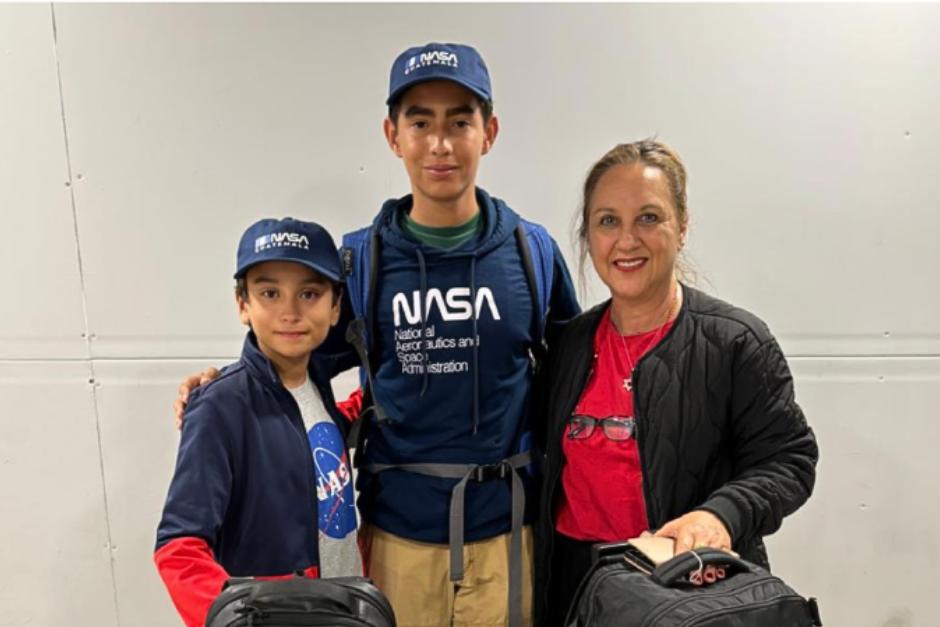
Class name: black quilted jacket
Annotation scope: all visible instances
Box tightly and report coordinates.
[533,285,818,622]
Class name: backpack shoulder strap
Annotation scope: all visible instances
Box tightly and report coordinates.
[341,226,382,363]
[341,226,377,322]
[340,227,387,439]
[514,220,554,343]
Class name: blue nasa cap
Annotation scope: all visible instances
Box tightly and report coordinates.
[387,42,492,105]
[234,217,342,282]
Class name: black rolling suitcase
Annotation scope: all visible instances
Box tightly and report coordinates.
[566,542,822,627]
[205,575,396,627]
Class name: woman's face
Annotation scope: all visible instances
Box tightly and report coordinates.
[587,163,685,306]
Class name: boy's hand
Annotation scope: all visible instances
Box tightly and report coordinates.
[174,367,221,430]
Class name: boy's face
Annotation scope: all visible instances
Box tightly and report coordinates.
[384,80,498,207]
[237,261,341,367]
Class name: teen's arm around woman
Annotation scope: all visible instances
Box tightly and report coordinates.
[532,140,818,626]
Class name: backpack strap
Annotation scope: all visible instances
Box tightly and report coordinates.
[341,226,380,357]
[365,227,380,361]
[340,227,387,455]
[514,222,554,367]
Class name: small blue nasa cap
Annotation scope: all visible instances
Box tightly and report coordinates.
[387,42,492,105]
[234,217,342,282]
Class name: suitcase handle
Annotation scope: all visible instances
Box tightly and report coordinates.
[652,548,752,587]
[245,578,359,614]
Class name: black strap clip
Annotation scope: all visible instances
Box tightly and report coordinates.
[473,461,510,482]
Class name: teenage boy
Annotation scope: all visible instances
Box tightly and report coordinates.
[156,218,360,627]
[175,44,580,626]
[338,43,579,627]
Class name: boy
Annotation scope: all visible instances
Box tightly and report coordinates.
[156,218,360,627]
[176,44,580,626]
[338,43,580,627]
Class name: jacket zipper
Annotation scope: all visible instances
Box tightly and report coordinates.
[281,391,321,565]
[631,292,686,530]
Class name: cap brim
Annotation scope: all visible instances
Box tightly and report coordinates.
[386,76,490,106]
[234,259,343,283]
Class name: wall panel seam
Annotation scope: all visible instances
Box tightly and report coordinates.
[49,4,122,626]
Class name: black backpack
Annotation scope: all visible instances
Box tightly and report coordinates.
[205,575,396,627]
[566,543,822,627]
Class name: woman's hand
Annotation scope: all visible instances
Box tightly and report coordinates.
[173,367,221,430]
[654,510,731,556]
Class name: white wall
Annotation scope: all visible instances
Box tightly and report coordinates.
[1,4,937,625]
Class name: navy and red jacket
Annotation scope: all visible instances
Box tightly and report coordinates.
[154,331,349,627]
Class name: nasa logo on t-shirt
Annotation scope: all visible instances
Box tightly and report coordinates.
[308,423,357,539]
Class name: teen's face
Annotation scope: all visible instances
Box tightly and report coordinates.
[587,164,686,305]
[384,81,498,207]
[237,261,340,367]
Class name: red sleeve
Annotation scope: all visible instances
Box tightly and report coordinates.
[155,536,230,627]
[335,387,364,422]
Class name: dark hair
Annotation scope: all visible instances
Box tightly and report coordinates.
[235,275,344,305]
[235,277,248,300]
[575,139,691,289]
[388,95,494,126]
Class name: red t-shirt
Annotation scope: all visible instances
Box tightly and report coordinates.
[555,307,673,541]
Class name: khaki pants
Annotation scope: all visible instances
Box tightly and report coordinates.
[359,524,533,627]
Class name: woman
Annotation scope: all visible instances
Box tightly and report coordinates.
[533,140,818,625]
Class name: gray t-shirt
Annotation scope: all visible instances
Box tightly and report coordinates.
[288,378,362,577]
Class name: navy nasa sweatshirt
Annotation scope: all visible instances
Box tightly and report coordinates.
[349,188,580,543]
